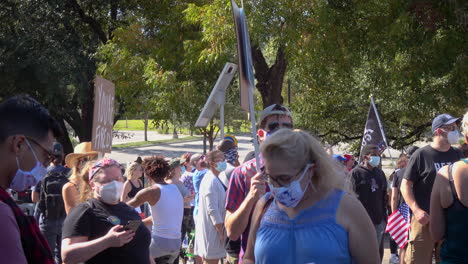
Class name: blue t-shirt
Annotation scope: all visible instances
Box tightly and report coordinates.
[192,169,208,216]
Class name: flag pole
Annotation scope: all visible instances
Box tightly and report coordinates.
[371,97,394,164]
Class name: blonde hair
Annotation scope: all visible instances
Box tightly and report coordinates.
[125,162,143,181]
[396,155,409,169]
[462,111,468,136]
[77,161,94,203]
[260,129,347,193]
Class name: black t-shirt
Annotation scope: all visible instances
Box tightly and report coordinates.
[62,199,151,264]
[403,145,463,213]
[391,168,406,208]
[350,165,387,224]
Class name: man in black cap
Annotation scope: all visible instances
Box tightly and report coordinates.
[401,114,464,263]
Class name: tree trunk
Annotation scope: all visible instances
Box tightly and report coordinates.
[56,118,74,157]
[64,82,94,143]
[144,111,148,142]
[172,125,178,139]
[251,45,288,109]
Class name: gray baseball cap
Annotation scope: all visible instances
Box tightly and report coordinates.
[431,114,459,133]
[259,104,292,126]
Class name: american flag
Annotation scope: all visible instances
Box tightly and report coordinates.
[386,202,411,248]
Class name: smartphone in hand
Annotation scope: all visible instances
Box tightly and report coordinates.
[124,219,142,232]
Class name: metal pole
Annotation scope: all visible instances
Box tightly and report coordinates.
[220,104,225,139]
[248,87,261,172]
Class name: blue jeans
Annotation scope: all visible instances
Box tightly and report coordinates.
[39,216,64,264]
[374,220,386,245]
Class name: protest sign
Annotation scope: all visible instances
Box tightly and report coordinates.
[91,76,115,153]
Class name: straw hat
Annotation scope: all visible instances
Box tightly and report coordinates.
[65,142,99,168]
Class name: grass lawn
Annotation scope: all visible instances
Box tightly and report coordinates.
[114,119,251,134]
[112,136,200,149]
[114,120,147,131]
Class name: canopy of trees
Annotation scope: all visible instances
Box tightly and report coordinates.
[1,0,466,154]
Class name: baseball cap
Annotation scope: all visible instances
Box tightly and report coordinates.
[432,114,459,133]
[406,146,419,157]
[332,154,346,163]
[343,154,354,162]
[169,158,181,169]
[52,142,64,157]
[190,154,203,166]
[259,104,292,126]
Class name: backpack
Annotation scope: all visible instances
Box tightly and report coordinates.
[38,166,70,220]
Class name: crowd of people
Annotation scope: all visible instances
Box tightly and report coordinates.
[0,94,467,264]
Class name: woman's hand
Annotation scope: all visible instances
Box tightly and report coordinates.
[103,225,135,247]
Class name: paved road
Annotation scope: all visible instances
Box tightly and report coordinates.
[108,134,255,164]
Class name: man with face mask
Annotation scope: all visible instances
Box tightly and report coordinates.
[350,144,388,261]
[225,104,293,263]
[0,95,62,264]
[401,114,464,264]
[194,150,228,264]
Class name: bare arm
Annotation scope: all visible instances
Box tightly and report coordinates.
[401,179,429,225]
[243,195,268,264]
[127,187,160,208]
[120,181,131,203]
[31,191,40,203]
[225,172,265,240]
[62,183,78,214]
[337,193,379,264]
[391,187,399,213]
[430,169,446,242]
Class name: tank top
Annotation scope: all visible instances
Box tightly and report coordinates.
[254,189,352,264]
[150,183,183,239]
[127,180,143,199]
[441,161,468,264]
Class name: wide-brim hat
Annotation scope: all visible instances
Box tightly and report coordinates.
[65,142,99,168]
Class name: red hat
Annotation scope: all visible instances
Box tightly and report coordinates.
[343,154,354,162]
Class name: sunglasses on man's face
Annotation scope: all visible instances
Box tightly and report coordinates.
[267,122,293,132]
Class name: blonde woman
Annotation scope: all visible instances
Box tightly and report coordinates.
[244,129,379,264]
[62,142,98,214]
[121,162,144,203]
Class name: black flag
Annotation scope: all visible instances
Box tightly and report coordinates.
[359,98,388,161]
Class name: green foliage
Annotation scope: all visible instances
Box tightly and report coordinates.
[291,0,467,151]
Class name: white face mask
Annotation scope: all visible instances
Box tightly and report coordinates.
[10,140,47,191]
[98,181,124,205]
[447,130,460,145]
[268,164,312,208]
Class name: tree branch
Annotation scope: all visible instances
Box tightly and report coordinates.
[67,0,108,44]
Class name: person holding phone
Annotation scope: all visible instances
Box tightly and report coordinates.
[61,158,151,264]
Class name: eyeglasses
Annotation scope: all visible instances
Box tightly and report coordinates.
[267,122,293,132]
[26,137,54,166]
[440,125,458,132]
[262,165,305,188]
